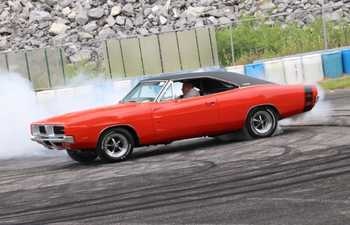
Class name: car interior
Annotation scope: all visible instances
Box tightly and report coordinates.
[175,77,238,97]
[123,77,239,103]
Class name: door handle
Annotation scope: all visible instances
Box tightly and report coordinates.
[205,101,216,106]
[153,107,161,111]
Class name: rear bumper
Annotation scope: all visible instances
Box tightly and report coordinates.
[31,135,74,150]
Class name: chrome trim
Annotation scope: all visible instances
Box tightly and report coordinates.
[171,80,175,99]
[154,80,170,102]
[31,136,74,143]
[31,135,74,150]
[141,79,168,83]
[156,80,174,102]
[121,80,169,103]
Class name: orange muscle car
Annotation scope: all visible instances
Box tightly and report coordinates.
[31,71,318,163]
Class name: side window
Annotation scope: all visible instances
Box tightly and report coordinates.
[160,84,173,101]
[128,81,166,100]
[202,78,236,95]
[139,85,158,98]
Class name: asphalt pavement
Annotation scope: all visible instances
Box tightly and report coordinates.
[0,89,350,225]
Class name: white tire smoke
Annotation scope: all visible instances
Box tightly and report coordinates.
[0,72,133,159]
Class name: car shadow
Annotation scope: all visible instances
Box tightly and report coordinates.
[130,137,221,160]
[61,127,304,167]
[129,127,303,161]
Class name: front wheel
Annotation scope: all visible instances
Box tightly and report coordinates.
[97,128,134,163]
[67,150,98,163]
[246,107,278,138]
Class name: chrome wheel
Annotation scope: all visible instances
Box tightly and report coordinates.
[102,133,130,158]
[251,111,273,135]
[97,128,135,163]
[246,107,278,138]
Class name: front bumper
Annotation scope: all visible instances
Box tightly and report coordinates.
[31,135,74,150]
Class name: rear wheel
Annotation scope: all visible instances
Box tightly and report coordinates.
[246,107,278,138]
[66,150,98,163]
[97,128,134,163]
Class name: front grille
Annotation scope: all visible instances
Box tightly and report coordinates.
[53,126,65,135]
[39,126,46,134]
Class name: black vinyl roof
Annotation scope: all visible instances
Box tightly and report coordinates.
[142,71,272,87]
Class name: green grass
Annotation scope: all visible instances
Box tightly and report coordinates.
[216,17,350,66]
[63,60,106,79]
[319,76,350,90]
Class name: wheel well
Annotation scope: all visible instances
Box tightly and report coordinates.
[247,105,280,120]
[100,125,140,147]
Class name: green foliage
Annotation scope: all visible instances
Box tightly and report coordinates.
[64,60,106,79]
[216,18,350,66]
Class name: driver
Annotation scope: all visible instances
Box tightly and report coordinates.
[181,81,200,98]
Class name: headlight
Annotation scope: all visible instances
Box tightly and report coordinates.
[53,126,65,135]
[31,125,40,135]
[31,125,65,136]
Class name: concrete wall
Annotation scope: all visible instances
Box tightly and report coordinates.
[234,48,349,84]
[0,28,219,91]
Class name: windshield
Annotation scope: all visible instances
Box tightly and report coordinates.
[122,81,168,103]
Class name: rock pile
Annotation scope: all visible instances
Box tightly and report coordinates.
[0,0,348,63]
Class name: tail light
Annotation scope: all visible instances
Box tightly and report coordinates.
[304,85,318,112]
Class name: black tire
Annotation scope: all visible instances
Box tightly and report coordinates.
[97,128,134,163]
[214,128,253,142]
[66,150,98,163]
[245,107,278,138]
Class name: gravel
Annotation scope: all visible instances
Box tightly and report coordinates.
[0,0,348,63]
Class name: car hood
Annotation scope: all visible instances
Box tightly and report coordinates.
[33,102,138,126]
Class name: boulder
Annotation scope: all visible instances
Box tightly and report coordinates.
[134,15,144,26]
[70,49,92,63]
[98,27,115,39]
[115,16,126,25]
[62,7,71,16]
[159,15,167,25]
[218,16,231,24]
[110,5,122,16]
[0,0,349,64]
[88,7,105,18]
[76,7,89,25]
[0,38,9,50]
[106,16,116,26]
[138,27,149,35]
[83,21,98,32]
[259,0,276,11]
[49,23,69,35]
[185,7,208,17]
[122,3,134,15]
[29,10,51,21]
[78,32,94,40]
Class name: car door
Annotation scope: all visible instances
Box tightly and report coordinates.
[152,81,219,141]
[215,88,251,131]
